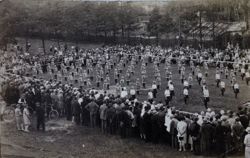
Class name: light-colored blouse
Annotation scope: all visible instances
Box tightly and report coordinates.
[244,134,250,148]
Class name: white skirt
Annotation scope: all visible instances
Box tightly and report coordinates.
[246,147,250,158]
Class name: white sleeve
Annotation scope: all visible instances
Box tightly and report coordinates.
[244,136,248,145]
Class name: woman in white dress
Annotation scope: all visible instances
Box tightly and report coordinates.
[177,116,187,151]
[15,104,23,131]
[23,104,31,132]
[244,127,250,158]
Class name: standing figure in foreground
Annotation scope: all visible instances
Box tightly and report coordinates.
[36,102,45,131]
[23,104,31,132]
[177,116,187,151]
[244,127,250,158]
[14,104,23,131]
[85,99,99,128]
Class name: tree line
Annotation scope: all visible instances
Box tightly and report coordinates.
[0,0,249,50]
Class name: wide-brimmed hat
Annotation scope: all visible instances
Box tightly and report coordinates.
[246,127,250,133]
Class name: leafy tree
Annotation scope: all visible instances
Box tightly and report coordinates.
[147,7,162,44]
[241,0,250,30]
[0,0,25,48]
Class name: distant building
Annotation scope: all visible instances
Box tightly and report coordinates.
[130,15,150,38]
[189,21,247,40]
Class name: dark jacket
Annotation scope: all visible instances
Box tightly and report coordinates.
[189,121,200,138]
[36,106,45,120]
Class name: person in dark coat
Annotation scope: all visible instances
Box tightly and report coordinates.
[85,99,99,128]
[158,107,169,145]
[36,102,45,131]
[151,111,160,144]
[232,117,245,152]
[27,89,36,111]
[95,95,104,127]
[189,117,201,155]
[222,118,232,156]
[106,104,117,134]
[142,105,152,142]
[25,91,35,112]
[131,103,141,138]
[64,92,72,121]
[34,86,42,103]
[118,107,130,138]
[41,90,51,118]
[214,120,226,155]
[71,97,81,125]
[239,111,249,129]
[81,96,90,126]
[200,118,215,156]
[170,113,179,148]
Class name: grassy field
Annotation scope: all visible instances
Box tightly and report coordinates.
[17,38,250,114]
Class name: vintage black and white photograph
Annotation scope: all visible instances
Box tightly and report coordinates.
[0,0,250,157]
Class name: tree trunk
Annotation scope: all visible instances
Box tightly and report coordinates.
[199,11,202,50]
[95,29,97,37]
[104,31,107,43]
[104,31,107,38]
[122,25,124,38]
[25,36,28,52]
[246,10,249,30]
[75,32,78,47]
[156,33,159,46]
[87,29,90,40]
[113,30,116,43]
[127,30,130,44]
[212,18,215,48]
[42,38,46,54]
[81,31,85,41]
[25,28,29,52]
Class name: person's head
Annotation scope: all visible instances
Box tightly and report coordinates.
[246,127,250,134]
[235,117,240,122]
[207,108,211,113]
[193,117,199,122]
[144,105,151,112]
[179,115,185,121]
[203,116,210,122]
